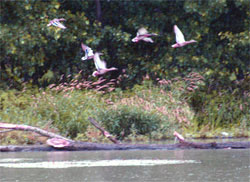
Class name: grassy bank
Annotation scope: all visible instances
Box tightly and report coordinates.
[0,74,249,145]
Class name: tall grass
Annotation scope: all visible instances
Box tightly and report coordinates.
[0,89,105,138]
[0,72,249,143]
[189,88,250,130]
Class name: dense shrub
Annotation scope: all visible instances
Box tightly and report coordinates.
[96,105,163,140]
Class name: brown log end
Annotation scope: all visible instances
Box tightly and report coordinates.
[46,138,71,148]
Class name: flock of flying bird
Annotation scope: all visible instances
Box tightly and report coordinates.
[47,18,197,77]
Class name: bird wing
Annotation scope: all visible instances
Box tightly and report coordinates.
[81,43,88,51]
[52,21,66,29]
[94,53,107,70]
[86,47,94,57]
[58,18,66,21]
[142,37,154,43]
[137,27,148,36]
[174,25,185,43]
[81,43,94,57]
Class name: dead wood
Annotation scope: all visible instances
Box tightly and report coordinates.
[174,131,250,149]
[174,131,219,149]
[46,138,71,148]
[1,140,249,152]
[0,122,249,152]
[88,117,121,144]
[0,122,73,142]
[0,129,15,133]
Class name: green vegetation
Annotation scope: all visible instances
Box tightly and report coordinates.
[97,105,163,140]
[1,1,249,88]
[0,74,249,144]
[0,1,249,144]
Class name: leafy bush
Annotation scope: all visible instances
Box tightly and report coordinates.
[95,80,194,140]
[96,105,163,140]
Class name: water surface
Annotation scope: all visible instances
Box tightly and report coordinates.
[0,149,249,182]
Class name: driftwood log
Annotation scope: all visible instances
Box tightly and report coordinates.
[1,140,249,152]
[0,122,73,142]
[0,121,249,152]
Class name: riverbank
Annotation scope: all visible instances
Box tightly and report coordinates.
[0,75,249,145]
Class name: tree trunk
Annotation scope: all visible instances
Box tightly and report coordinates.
[1,141,249,152]
[1,122,249,152]
[95,0,102,23]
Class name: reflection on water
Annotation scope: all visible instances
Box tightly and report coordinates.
[0,149,249,182]
[0,159,200,168]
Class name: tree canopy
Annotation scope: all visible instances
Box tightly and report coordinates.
[1,0,249,89]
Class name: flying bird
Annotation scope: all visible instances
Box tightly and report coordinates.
[47,18,66,29]
[81,43,94,61]
[132,27,157,43]
[92,53,118,77]
[172,25,197,48]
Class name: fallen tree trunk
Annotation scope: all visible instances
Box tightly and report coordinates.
[0,140,249,152]
[0,122,249,152]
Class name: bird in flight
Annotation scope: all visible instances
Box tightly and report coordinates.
[172,25,197,48]
[92,53,118,77]
[81,43,94,61]
[132,27,157,43]
[47,18,66,29]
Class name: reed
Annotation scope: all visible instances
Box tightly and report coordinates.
[0,73,249,143]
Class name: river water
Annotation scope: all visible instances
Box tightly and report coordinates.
[0,149,249,182]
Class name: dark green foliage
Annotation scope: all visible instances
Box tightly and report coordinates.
[96,105,162,140]
[1,0,249,89]
[189,87,250,129]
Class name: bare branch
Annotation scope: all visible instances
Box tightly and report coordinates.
[0,123,73,142]
[88,117,121,144]
[0,129,15,133]
[173,131,185,142]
